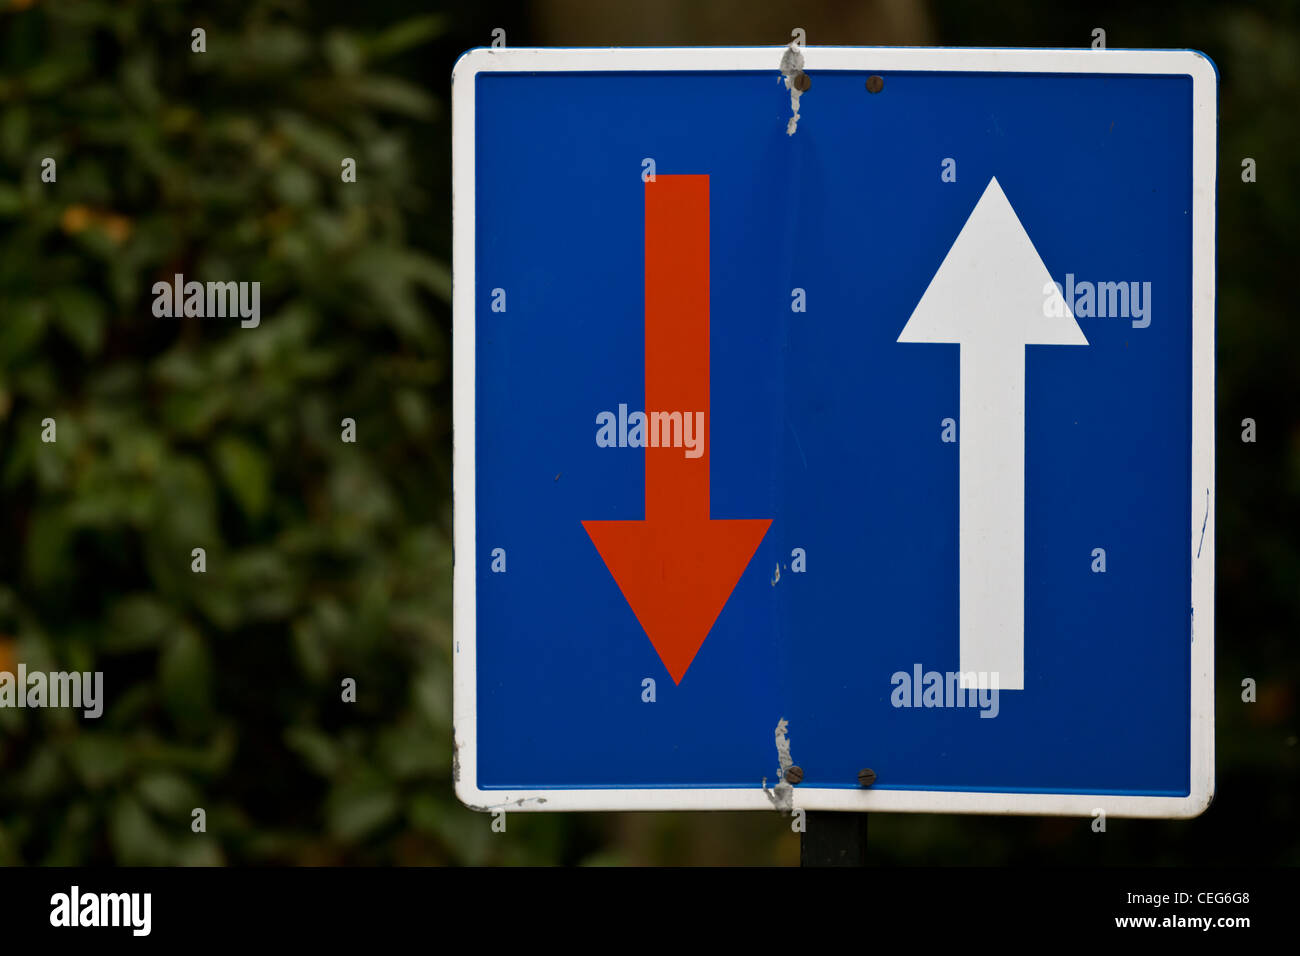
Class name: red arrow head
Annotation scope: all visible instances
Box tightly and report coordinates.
[583,517,771,683]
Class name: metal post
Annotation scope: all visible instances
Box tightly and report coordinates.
[801,811,868,866]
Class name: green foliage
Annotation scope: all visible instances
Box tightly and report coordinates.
[0,0,510,865]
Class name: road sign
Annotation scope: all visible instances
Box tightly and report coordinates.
[452,46,1216,818]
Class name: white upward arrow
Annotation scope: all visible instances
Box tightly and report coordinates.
[898,177,1088,690]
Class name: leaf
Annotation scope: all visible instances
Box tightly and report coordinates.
[323,30,364,75]
[159,627,213,727]
[362,15,447,62]
[376,722,444,780]
[104,594,177,652]
[152,456,219,549]
[291,618,330,682]
[213,435,271,520]
[51,287,107,355]
[347,76,437,118]
[0,185,22,217]
[275,113,351,171]
[285,725,340,776]
[239,26,311,70]
[14,745,67,800]
[68,734,130,789]
[24,506,72,590]
[137,771,199,816]
[391,249,451,304]
[413,796,494,864]
[326,778,400,842]
[0,300,47,368]
[0,105,29,160]
[109,795,173,866]
[271,163,318,206]
[161,388,231,437]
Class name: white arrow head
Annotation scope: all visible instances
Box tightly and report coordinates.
[897,177,1088,347]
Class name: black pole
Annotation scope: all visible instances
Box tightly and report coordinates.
[801,811,868,866]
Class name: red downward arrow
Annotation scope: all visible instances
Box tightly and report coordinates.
[583,175,771,684]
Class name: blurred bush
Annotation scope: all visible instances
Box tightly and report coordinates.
[0,0,497,865]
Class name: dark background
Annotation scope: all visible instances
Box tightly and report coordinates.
[0,0,1294,865]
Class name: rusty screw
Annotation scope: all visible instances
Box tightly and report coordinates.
[792,72,811,92]
[866,75,884,94]
[857,768,877,787]
[785,765,804,784]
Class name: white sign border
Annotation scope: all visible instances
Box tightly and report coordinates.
[452,46,1216,818]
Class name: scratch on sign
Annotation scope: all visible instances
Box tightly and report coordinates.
[1197,487,1209,558]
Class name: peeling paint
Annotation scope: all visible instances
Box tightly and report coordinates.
[762,717,795,813]
[473,796,549,813]
[779,45,805,136]
[771,563,781,586]
[452,738,461,782]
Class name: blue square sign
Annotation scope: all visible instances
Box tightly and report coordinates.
[452,47,1216,817]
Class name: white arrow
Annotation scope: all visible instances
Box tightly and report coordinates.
[898,177,1088,690]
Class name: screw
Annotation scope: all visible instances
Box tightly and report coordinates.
[785,766,804,784]
[857,768,877,787]
[792,72,811,92]
[866,75,884,94]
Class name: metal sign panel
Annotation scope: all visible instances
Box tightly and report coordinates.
[452,47,1216,817]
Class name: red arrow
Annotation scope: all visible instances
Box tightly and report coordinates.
[583,174,771,684]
